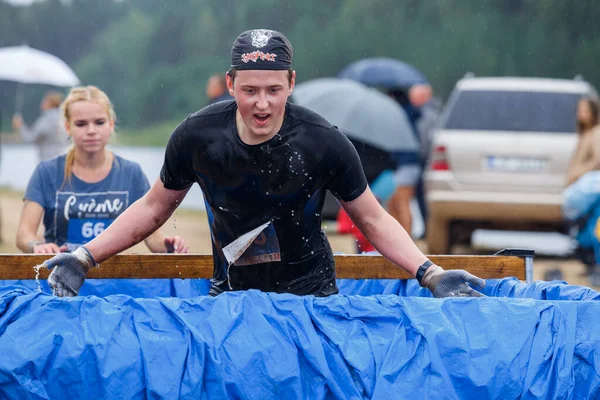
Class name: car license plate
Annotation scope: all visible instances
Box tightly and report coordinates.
[485,156,547,172]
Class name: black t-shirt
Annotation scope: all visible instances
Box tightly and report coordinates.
[160,100,368,296]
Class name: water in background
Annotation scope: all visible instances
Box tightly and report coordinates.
[0,144,206,211]
[0,143,572,255]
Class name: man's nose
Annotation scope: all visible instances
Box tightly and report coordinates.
[256,93,268,110]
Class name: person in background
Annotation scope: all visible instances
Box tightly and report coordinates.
[561,97,600,277]
[566,97,600,186]
[205,73,233,105]
[12,90,69,163]
[16,85,188,255]
[384,89,422,236]
[411,84,439,237]
[387,84,435,238]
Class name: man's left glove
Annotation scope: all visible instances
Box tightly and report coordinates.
[420,264,486,298]
[45,247,98,297]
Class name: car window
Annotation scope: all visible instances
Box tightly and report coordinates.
[442,90,580,133]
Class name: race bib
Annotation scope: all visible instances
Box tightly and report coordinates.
[67,218,113,245]
[56,191,128,250]
[234,224,281,266]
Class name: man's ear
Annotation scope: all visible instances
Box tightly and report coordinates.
[288,70,296,95]
[226,73,235,96]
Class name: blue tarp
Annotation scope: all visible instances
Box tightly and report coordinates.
[1,279,599,399]
[4,277,600,300]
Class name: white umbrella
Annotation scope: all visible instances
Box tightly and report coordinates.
[0,45,80,112]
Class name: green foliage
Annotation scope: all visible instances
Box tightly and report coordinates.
[1,0,600,139]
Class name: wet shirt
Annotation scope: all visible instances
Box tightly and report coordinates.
[25,154,150,251]
[161,101,368,296]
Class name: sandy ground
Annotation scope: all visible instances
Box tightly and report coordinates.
[1,188,597,291]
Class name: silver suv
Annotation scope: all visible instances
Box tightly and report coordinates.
[425,76,598,254]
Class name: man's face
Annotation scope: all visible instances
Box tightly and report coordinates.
[227,69,295,144]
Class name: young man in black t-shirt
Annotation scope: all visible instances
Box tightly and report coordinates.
[42,29,485,299]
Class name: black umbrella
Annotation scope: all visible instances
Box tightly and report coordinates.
[338,57,427,89]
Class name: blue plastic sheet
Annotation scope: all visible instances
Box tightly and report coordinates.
[3,277,600,300]
[1,280,600,399]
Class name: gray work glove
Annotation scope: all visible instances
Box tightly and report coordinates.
[421,265,486,298]
[45,247,98,297]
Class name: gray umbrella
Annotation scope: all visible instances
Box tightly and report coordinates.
[292,78,417,152]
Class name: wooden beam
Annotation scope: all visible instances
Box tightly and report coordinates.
[0,253,526,280]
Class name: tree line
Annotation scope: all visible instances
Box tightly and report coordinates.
[1,0,598,130]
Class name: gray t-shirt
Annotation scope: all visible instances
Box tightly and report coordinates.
[24,154,150,251]
[19,108,69,162]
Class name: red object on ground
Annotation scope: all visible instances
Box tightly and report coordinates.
[336,208,375,253]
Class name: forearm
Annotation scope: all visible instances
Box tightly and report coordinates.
[85,197,173,262]
[16,201,45,253]
[144,230,168,253]
[18,123,36,143]
[16,230,42,253]
[569,162,597,184]
[355,211,427,277]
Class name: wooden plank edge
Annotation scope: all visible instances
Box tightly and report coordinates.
[0,253,527,280]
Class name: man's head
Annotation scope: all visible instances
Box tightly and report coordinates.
[226,29,296,144]
[41,90,64,111]
[206,74,228,100]
[408,84,433,107]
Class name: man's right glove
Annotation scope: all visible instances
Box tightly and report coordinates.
[45,247,98,297]
[418,261,486,298]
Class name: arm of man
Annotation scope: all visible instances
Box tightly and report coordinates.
[340,187,426,277]
[44,179,190,296]
[86,178,190,262]
[340,188,485,297]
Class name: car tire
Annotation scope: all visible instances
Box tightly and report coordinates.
[426,215,450,254]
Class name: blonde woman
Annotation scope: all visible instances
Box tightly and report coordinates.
[16,85,188,254]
